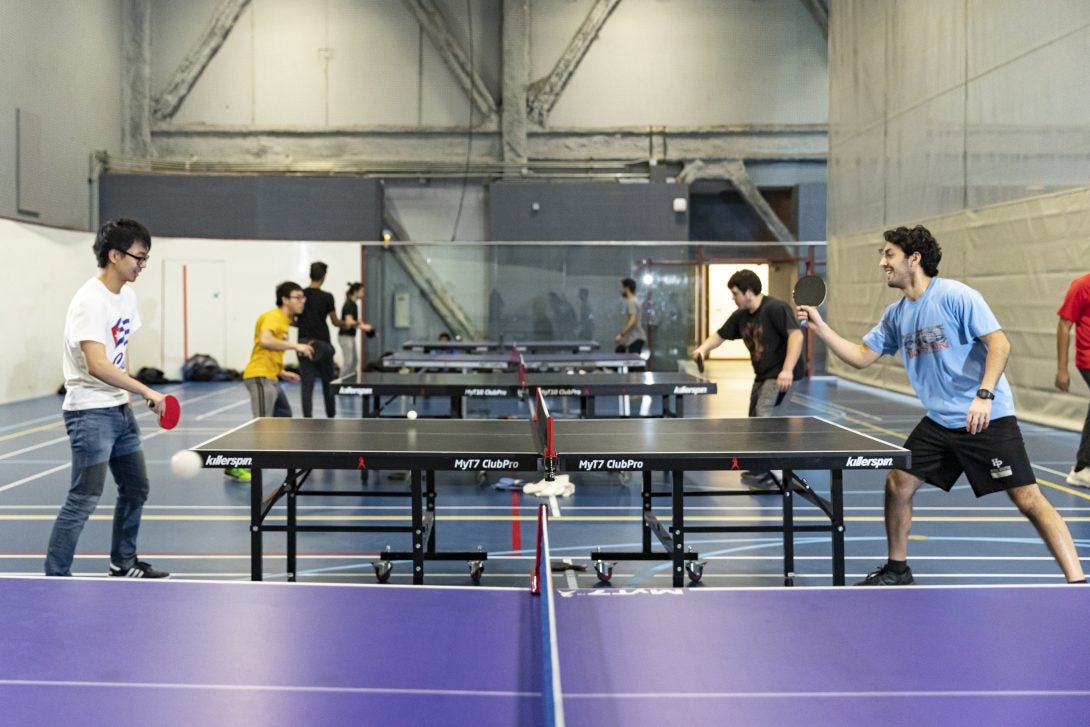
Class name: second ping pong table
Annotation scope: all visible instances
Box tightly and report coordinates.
[401,338,600,354]
[381,350,645,372]
[332,370,717,418]
[193,390,909,586]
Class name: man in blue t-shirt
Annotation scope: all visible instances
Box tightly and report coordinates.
[798,225,1085,586]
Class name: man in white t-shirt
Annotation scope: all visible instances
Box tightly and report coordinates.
[45,219,170,578]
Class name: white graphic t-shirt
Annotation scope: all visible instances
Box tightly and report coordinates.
[62,277,142,411]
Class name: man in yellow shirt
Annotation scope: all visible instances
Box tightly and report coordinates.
[229,282,315,482]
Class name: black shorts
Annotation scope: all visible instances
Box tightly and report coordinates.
[904,415,1035,497]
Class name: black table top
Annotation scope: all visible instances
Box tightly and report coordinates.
[193,416,909,473]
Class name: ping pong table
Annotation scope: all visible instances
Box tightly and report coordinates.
[402,338,600,354]
[332,370,716,418]
[3,510,1087,727]
[192,390,909,586]
[382,350,645,372]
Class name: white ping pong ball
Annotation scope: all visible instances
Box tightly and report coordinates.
[170,450,202,479]
[406,410,418,420]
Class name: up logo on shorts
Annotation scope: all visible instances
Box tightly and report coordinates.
[990,457,1013,479]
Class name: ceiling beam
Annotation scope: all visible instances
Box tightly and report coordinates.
[121,0,152,158]
[679,159,796,242]
[527,0,622,127]
[799,0,829,43]
[142,123,826,169]
[152,0,251,122]
[406,0,498,120]
[501,0,530,165]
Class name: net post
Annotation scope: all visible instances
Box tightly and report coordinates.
[531,503,547,595]
[534,388,558,480]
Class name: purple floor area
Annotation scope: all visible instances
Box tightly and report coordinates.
[554,585,1090,726]
[3,578,1089,726]
[0,577,543,727]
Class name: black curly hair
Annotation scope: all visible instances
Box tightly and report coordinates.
[883,225,941,277]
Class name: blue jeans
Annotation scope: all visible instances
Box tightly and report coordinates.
[45,405,150,576]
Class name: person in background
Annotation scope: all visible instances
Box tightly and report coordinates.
[297,262,351,418]
[615,278,646,354]
[46,218,169,578]
[338,282,374,379]
[231,281,315,482]
[1056,271,1090,488]
[692,269,803,487]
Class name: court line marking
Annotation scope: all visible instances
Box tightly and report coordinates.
[0,423,65,443]
[565,689,1090,699]
[0,437,69,460]
[6,512,1090,523]
[2,503,1088,513]
[0,386,223,445]
[0,413,65,434]
[0,679,540,698]
[195,399,250,420]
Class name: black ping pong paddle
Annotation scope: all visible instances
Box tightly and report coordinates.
[694,352,705,373]
[793,275,827,307]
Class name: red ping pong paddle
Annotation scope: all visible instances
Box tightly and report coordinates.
[155,394,181,430]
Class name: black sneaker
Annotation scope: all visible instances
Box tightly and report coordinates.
[108,560,170,578]
[855,564,913,586]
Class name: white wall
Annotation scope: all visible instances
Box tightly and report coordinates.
[0,219,99,403]
[130,237,362,379]
[151,0,501,128]
[3,218,362,404]
[829,0,1090,236]
[150,0,825,129]
[538,0,827,126]
[0,0,124,228]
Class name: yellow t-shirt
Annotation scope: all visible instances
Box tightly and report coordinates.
[243,307,292,381]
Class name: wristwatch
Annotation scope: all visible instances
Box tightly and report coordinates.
[975,388,995,400]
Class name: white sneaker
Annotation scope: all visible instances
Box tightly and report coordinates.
[526,474,575,497]
[523,478,549,495]
[1066,467,1090,489]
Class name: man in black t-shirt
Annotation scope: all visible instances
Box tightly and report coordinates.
[296,261,351,417]
[693,269,804,484]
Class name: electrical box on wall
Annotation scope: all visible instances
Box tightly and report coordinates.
[393,291,411,329]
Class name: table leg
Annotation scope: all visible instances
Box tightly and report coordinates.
[832,469,845,586]
[287,468,297,582]
[412,470,424,585]
[671,470,684,588]
[251,468,263,581]
[782,469,795,586]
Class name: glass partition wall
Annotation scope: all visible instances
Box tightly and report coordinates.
[364,241,824,371]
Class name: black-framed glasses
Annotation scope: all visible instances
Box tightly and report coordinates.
[121,250,151,265]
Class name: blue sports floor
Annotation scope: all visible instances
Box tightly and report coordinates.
[2,361,1088,587]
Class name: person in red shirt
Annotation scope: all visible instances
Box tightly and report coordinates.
[1057,272,1090,488]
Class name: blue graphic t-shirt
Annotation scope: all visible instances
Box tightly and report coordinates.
[862,277,1014,429]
